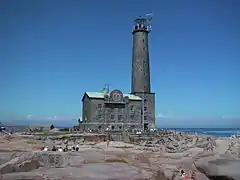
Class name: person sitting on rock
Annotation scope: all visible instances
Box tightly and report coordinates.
[180,169,185,176]
[191,171,195,180]
[76,145,79,151]
[180,169,191,180]
[43,146,48,151]
[52,146,57,151]
[72,146,75,152]
[63,145,68,152]
[58,146,63,152]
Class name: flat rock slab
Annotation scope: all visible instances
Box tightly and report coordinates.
[209,159,240,180]
[196,157,240,180]
[2,163,152,180]
[0,152,17,165]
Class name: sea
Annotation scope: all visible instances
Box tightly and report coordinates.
[2,125,240,137]
[164,128,240,137]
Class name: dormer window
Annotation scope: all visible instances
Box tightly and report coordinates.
[130,105,134,111]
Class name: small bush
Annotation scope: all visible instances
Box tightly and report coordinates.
[59,128,69,131]
[26,140,37,144]
[50,124,55,130]
[105,158,128,163]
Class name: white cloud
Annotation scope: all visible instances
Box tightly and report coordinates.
[26,115,33,119]
[155,113,240,128]
[155,112,184,120]
[156,112,174,118]
[156,113,164,118]
[23,115,79,121]
[46,116,57,120]
[221,116,240,119]
[17,115,80,127]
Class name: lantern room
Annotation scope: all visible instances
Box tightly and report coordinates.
[132,17,148,33]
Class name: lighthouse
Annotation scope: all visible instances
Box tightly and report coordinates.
[131,14,155,130]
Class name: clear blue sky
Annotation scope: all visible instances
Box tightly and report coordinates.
[0,0,239,127]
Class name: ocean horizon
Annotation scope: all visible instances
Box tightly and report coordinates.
[163,128,240,137]
[3,124,239,137]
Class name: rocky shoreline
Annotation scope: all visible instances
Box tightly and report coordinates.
[0,131,239,180]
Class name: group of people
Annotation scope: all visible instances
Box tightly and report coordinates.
[180,169,196,180]
[41,145,80,152]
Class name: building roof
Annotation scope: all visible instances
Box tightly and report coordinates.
[84,92,142,101]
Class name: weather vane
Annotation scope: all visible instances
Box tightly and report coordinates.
[145,13,153,32]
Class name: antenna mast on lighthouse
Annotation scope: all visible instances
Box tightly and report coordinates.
[145,13,153,32]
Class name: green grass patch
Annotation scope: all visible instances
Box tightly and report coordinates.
[26,140,37,144]
[105,158,128,163]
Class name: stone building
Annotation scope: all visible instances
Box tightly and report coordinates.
[81,15,155,131]
[81,88,142,131]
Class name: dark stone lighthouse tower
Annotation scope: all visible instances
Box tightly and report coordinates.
[131,15,155,130]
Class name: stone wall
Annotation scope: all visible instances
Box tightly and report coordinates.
[82,97,143,131]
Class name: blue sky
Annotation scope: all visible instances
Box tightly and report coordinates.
[0,0,239,128]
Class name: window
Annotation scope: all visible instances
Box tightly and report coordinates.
[130,105,134,111]
[143,47,145,51]
[111,126,115,130]
[144,99,147,105]
[98,125,102,129]
[131,114,134,119]
[144,106,147,111]
[144,116,147,120]
[142,39,145,43]
[119,126,122,130]
[111,115,114,119]
[118,115,122,120]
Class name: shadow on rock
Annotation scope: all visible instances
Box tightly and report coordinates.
[207,175,236,180]
[0,151,71,175]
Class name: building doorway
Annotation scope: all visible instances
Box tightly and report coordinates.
[144,123,148,130]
